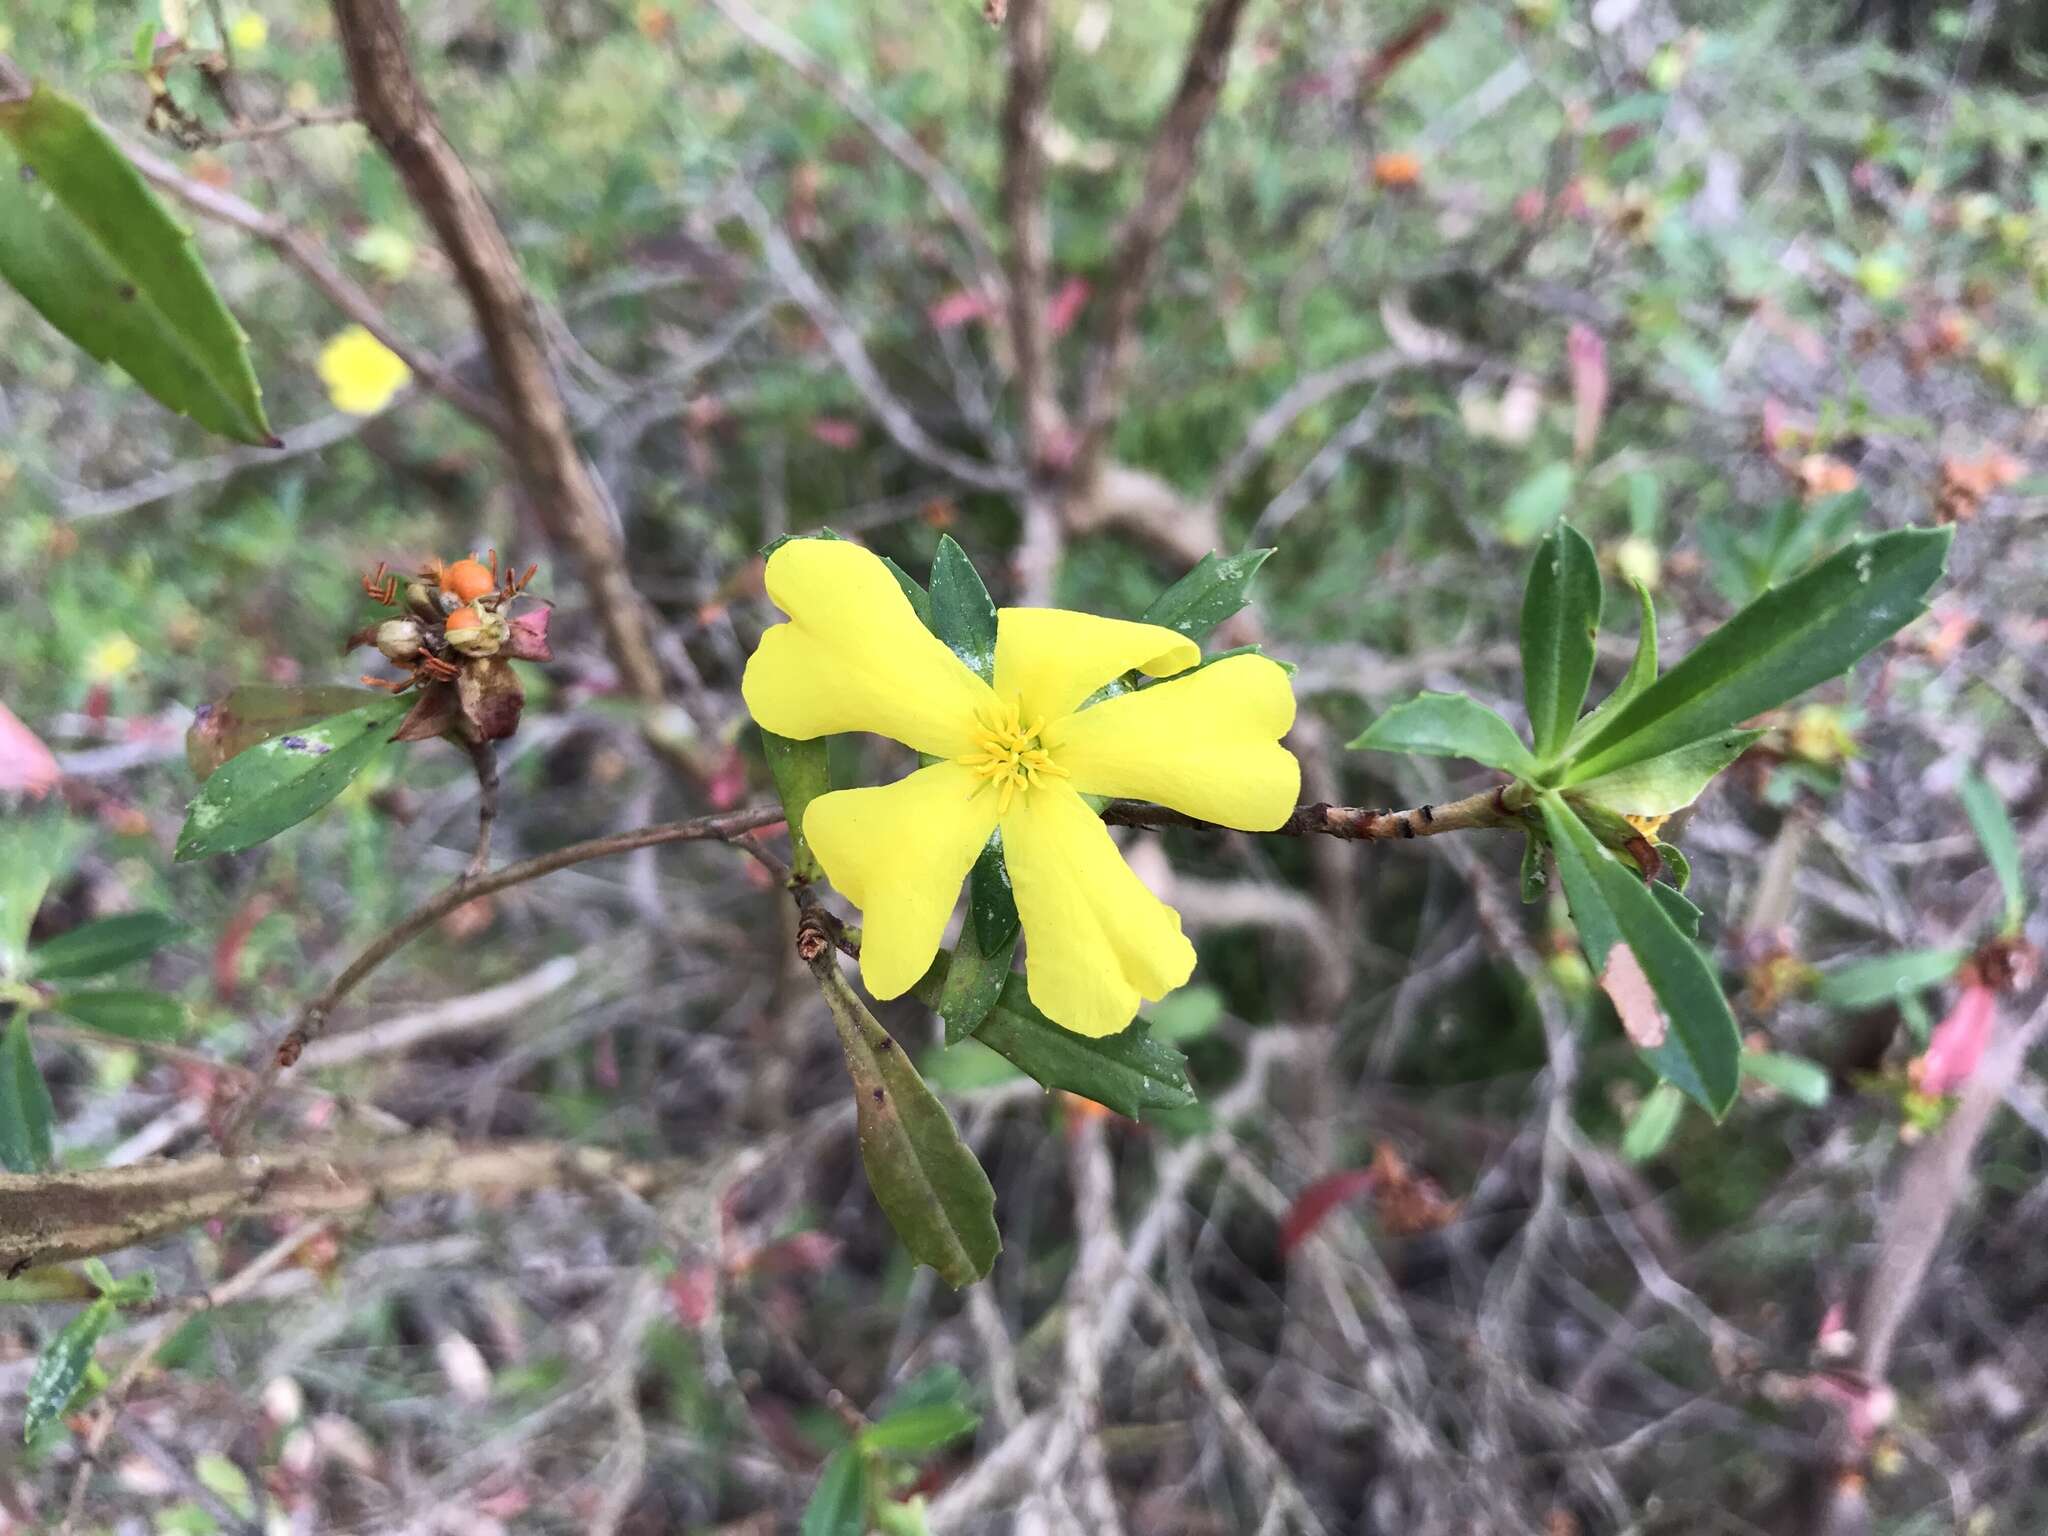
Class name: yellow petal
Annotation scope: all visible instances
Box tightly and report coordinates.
[1003,784,1195,1037]
[1049,654,1300,831]
[743,540,994,758]
[804,762,1000,1000]
[993,609,1198,726]
[317,326,410,416]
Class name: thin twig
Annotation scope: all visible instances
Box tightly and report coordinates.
[202,105,360,142]
[1102,785,1525,842]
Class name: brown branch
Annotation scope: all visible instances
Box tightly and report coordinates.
[1102,786,1526,842]
[201,105,359,142]
[121,139,507,430]
[0,1135,673,1273]
[220,802,786,1146]
[1068,0,1253,494]
[328,0,668,704]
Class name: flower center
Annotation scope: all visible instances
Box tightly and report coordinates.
[957,701,1068,813]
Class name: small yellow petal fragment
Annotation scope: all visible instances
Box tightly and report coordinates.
[317,326,411,416]
[228,12,269,51]
[1003,784,1195,1038]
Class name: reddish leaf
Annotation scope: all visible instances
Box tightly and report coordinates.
[706,742,747,811]
[212,892,275,1004]
[737,1231,843,1278]
[1912,983,1996,1097]
[809,416,861,451]
[391,682,458,743]
[456,659,525,742]
[928,289,993,330]
[1568,322,1607,465]
[0,702,60,798]
[666,1264,718,1328]
[1045,277,1090,337]
[505,605,553,662]
[1278,1167,1379,1259]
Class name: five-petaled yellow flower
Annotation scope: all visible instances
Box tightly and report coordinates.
[743,540,1301,1038]
[317,325,411,416]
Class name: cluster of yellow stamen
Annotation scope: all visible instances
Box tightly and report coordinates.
[958,699,1069,813]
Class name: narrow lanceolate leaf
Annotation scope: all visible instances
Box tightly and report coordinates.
[915,962,1196,1119]
[50,990,188,1041]
[24,1296,117,1441]
[1568,579,1658,754]
[1566,729,1763,818]
[1621,1083,1685,1163]
[926,535,998,683]
[0,86,272,444]
[186,683,388,781]
[1540,794,1740,1115]
[800,1445,869,1536]
[861,1401,981,1454]
[970,835,1020,953]
[1138,549,1275,642]
[1521,522,1604,765]
[879,555,934,629]
[176,695,410,861]
[27,912,185,982]
[1563,528,1952,785]
[1958,772,2025,933]
[1812,948,1967,1011]
[762,731,830,884]
[819,966,999,1288]
[1740,1050,1831,1107]
[0,815,85,978]
[0,1012,55,1172]
[1351,692,1538,780]
[938,920,1017,1046]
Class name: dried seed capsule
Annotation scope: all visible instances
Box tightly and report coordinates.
[375,618,425,663]
[444,604,507,659]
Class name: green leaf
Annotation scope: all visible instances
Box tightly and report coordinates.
[862,1401,981,1454]
[0,86,271,444]
[1519,827,1547,902]
[0,815,84,979]
[801,1446,869,1536]
[939,917,1016,1046]
[1659,842,1694,893]
[762,731,830,884]
[1649,879,1702,939]
[1812,948,1966,1011]
[0,1267,100,1304]
[880,555,934,628]
[175,696,410,861]
[186,683,388,781]
[1959,772,2025,932]
[50,989,188,1041]
[1137,549,1274,642]
[1567,729,1763,818]
[1539,794,1740,1115]
[1562,529,1952,785]
[913,962,1197,1120]
[1568,580,1658,753]
[927,535,998,684]
[0,1011,55,1172]
[820,967,1000,1288]
[1521,523,1604,765]
[1499,461,1575,545]
[970,835,1020,953]
[27,912,185,982]
[1621,1082,1685,1163]
[1350,693,1538,779]
[24,1296,117,1441]
[1740,1050,1831,1107]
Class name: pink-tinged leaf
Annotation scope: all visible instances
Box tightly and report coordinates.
[1601,942,1667,1049]
[809,416,861,451]
[1913,983,1996,1097]
[928,289,993,330]
[738,1230,843,1278]
[505,605,553,663]
[0,702,60,798]
[1568,323,1608,465]
[1278,1167,1379,1260]
[1045,277,1090,337]
[666,1265,718,1328]
[705,742,747,811]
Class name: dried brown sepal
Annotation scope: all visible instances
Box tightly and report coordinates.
[392,682,460,743]
[457,658,525,743]
[342,623,383,655]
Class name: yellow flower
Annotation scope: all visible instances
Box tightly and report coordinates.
[744,540,1300,1037]
[85,631,141,681]
[317,326,410,416]
[228,11,269,51]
